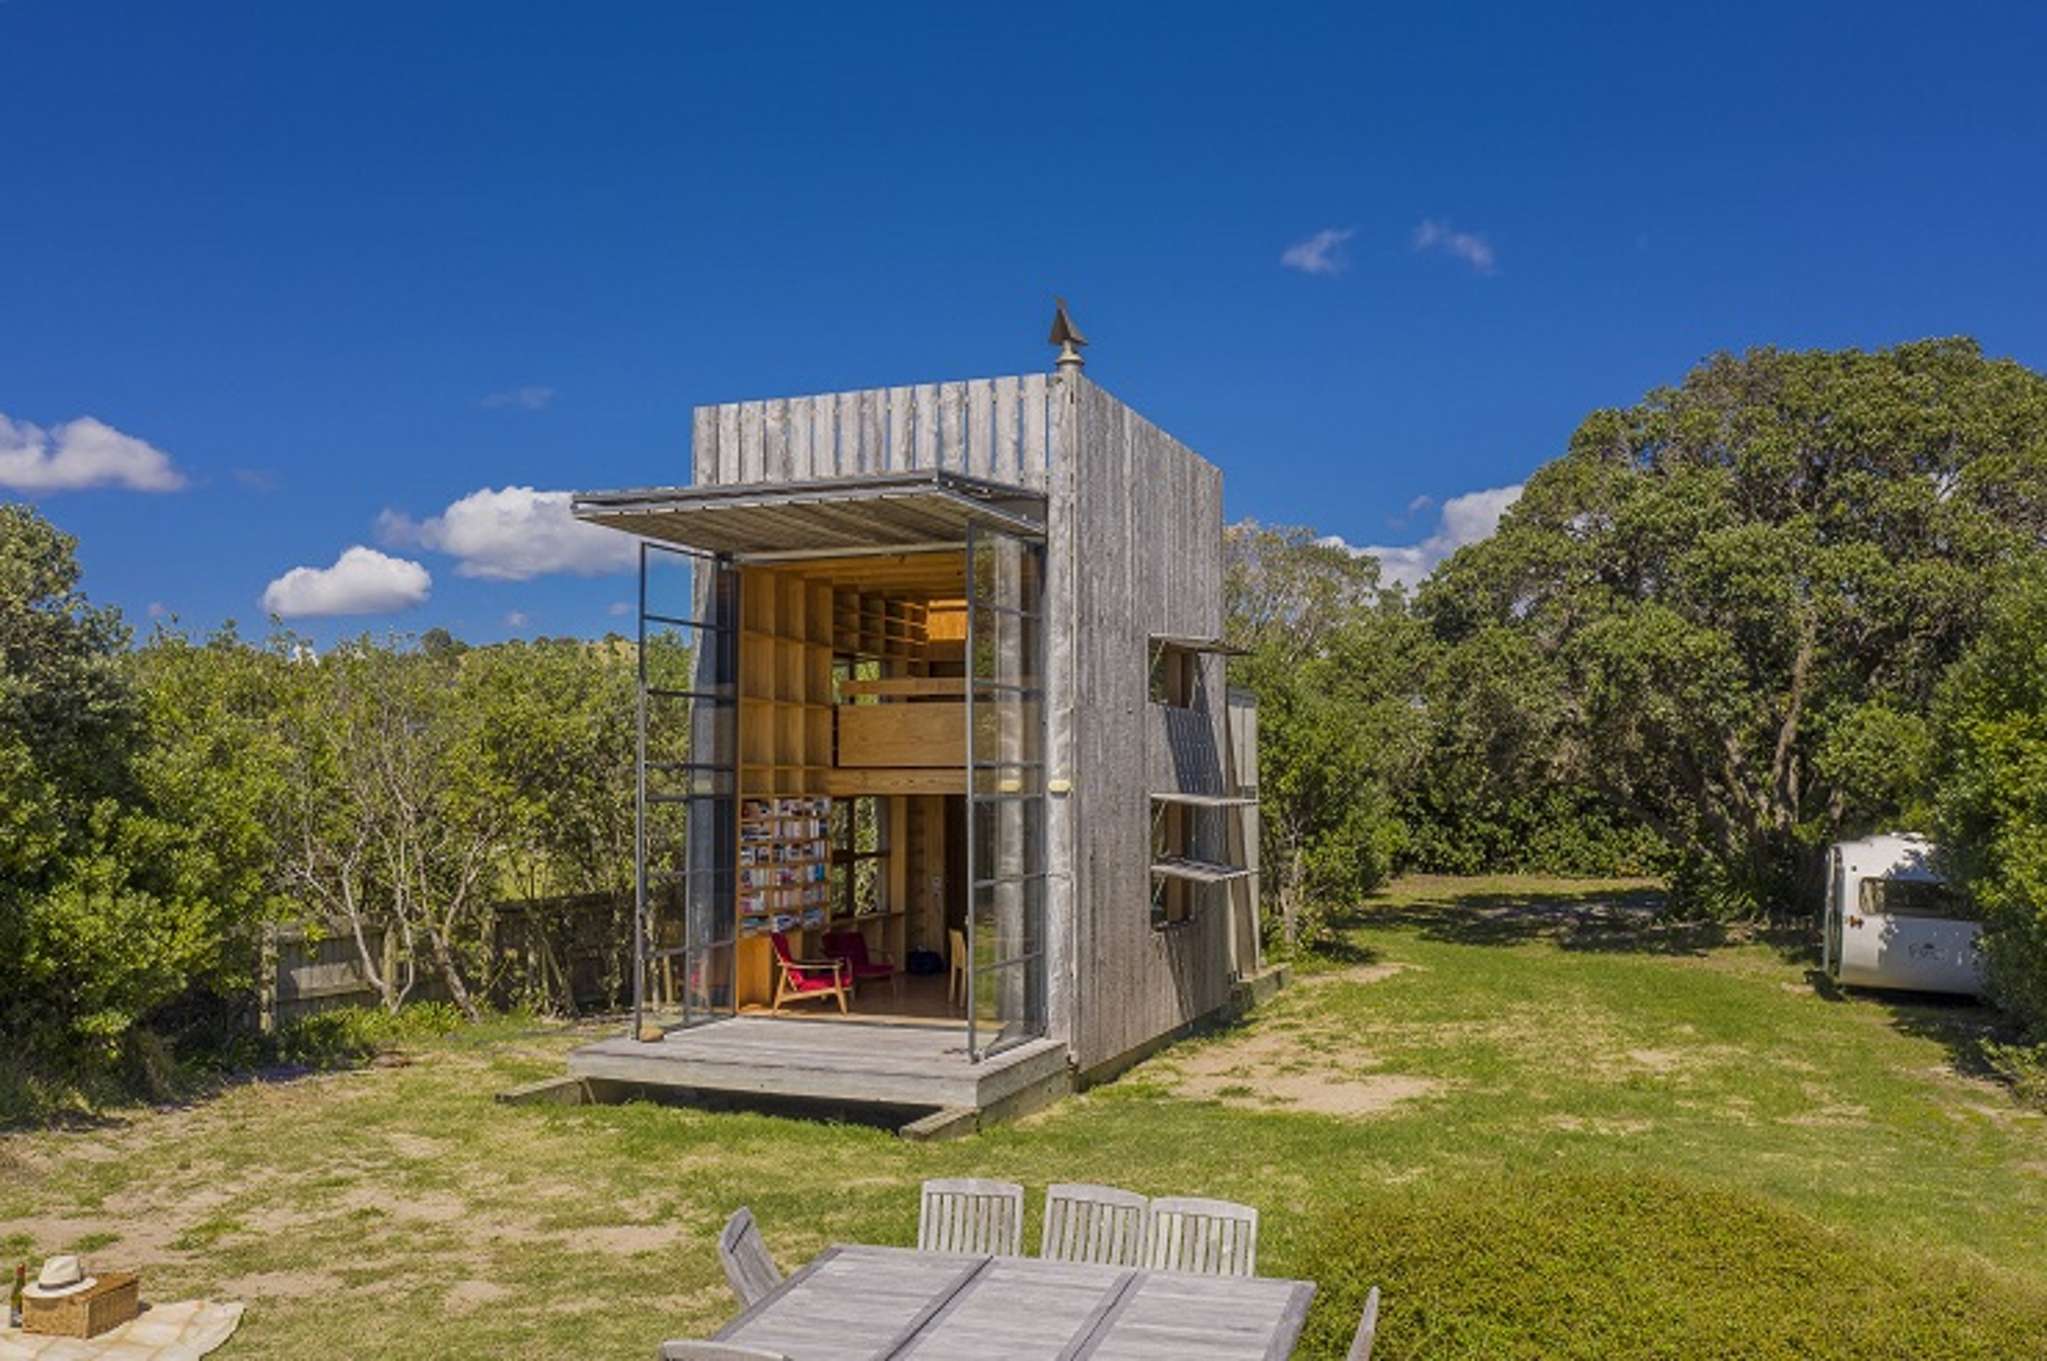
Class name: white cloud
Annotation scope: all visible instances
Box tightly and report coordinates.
[1280,227,1355,276]
[261,546,432,618]
[481,385,555,411]
[503,610,530,629]
[1412,218,1497,274]
[378,486,637,581]
[1326,483,1524,590]
[146,602,169,620]
[0,413,187,492]
[607,600,633,618]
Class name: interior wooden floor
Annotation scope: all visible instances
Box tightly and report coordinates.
[737,970,960,1026]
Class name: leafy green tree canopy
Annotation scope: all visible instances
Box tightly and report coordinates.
[1423,339,2047,912]
[1934,559,2047,1036]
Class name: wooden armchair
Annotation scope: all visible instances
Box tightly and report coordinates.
[768,931,849,1014]
[823,930,899,1000]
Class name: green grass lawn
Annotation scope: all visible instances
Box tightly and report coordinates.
[5,875,2045,1358]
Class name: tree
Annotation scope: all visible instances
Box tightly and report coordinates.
[276,640,506,1020]
[1423,339,2047,913]
[124,623,299,1029]
[1399,623,1664,877]
[1226,523,1433,943]
[1933,559,2047,1037]
[462,639,637,1013]
[1,506,268,1064]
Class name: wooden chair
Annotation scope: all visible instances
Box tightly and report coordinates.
[717,1206,782,1309]
[1142,1196,1259,1276]
[918,1178,1024,1256]
[1040,1183,1148,1266]
[947,928,968,1010]
[1346,1285,1382,1361]
[823,930,899,1001]
[768,931,849,1014]
[656,1343,790,1361]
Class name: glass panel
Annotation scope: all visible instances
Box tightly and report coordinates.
[969,699,1044,771]
[683,942,735,1019]
[968,534,1042,609]
[971,876,1046,960]
[968,607,1041,686]
[1858,878,1976,921]
[964,523,1048,1059]
[971,958,1045,1047]
[638,545,740,1033]
[971,798,1045,876]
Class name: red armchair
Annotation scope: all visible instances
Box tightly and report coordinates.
[769,931,849,1014]
[823,930,900,1001]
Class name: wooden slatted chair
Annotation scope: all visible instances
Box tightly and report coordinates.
[947,928,968,1011]
[656,1343,790,1361]
[1142,1196,1259,1277]
[1040,1183,1148,1266]
[1346,1285,1382,1360]
[918,1178,1025,1256]
[717,1207,782,1309]
[768,931,849,1014]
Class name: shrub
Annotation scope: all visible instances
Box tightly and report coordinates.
[1293,1170,2047,1359]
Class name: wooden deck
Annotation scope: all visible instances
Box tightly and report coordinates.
[567,1016,1069,1113]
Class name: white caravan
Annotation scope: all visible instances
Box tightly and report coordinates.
[1821,833,1984,997]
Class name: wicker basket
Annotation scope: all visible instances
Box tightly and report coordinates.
[22,1271,140,1339]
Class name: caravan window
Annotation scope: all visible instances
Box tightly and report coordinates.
[1857,879,1977,921]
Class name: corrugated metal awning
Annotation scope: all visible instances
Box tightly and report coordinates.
[572,470,1045,558]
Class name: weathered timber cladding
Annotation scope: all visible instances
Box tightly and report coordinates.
[1069,377,1229,1072]
[691,377,1054,492]
[683,370,1234,1076]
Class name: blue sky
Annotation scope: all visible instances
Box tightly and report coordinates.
[5,2,2045,644]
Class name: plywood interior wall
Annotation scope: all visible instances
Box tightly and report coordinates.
[732,552,972,1009]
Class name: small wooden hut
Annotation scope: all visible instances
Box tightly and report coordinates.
[564,318,1264,1123]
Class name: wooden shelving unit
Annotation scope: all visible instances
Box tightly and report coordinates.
[735,566,943,1008]
[832,587,930,666]
[739,797,830,936]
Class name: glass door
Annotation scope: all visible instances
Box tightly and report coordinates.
[637,542,739,1035]
[964,520,1048,1060]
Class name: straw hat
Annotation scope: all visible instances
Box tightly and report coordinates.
[22,1255,97,1300]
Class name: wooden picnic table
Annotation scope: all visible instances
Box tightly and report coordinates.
[715,1243,1316,1360]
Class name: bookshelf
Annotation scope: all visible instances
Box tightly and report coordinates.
[734,565,938,1008]
[738,797,829,936]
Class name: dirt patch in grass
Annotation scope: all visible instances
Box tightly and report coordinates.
[1299,960,1421,988]
[1781,1102,1872,1128]
[1545,1115,1655,1136]
[1,1213,188,1263]
[1162,1029,1448,1118]
[219,1269,345,1301]
[1623,1048,1688,1074]
[444,1279,512,1312]
[576,1223,692,1256]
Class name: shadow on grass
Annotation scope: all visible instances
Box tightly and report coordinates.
[1867,988,2014,1085]
[1804,966,2025,1096]
[1321,882,1819,961]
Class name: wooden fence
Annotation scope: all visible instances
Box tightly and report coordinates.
[257,894,633,1030]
